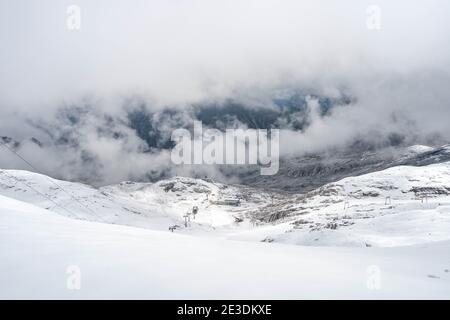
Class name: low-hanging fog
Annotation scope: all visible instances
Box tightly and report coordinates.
[1,0,450,185]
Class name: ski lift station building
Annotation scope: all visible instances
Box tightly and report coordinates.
[210,198,241,206]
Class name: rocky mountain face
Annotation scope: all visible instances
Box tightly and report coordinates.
[1,136,43,149]
[238,145,450,193]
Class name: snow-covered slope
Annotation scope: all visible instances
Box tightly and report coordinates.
[102,176,272,229]
[1,194,449,299]
[0,169,179,230]
[0,170,273,233]
[1,159,450,248]
[1,153,450,298]
[243,162,450,247]
[241,144,450,193]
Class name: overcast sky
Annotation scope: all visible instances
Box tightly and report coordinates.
[1,0,449,107]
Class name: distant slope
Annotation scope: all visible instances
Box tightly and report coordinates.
[243,161,450,247]
[240,144,450,193]
[1,194,449,299]
[0,170,272,232]
[0,169,178,230]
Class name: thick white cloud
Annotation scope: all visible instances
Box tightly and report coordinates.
[1,0,450,184]
[1,0,449,107]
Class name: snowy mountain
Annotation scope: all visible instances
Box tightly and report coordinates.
[240,144,450,193]
[0,170,273,232]
[1,146,450,298]
[1,151,450,248]
[243,161,450,247]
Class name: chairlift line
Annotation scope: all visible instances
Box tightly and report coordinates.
[0,141,107,223]
[0,169,80,220]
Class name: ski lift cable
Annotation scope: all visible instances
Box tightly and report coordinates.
[0,141,107,223]
[0,141,105,221]
[0,169,82,220]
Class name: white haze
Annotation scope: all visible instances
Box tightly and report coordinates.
[1,0,450,184]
